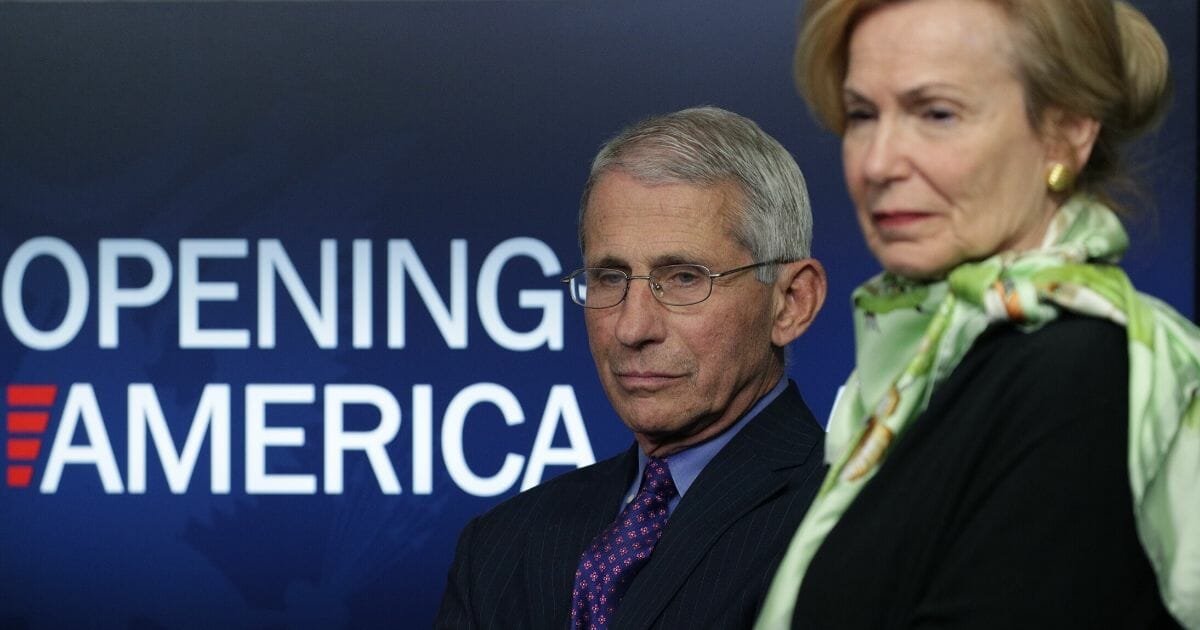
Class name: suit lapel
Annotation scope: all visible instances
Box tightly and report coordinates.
[526,444,639,628]
[611,384,822,629]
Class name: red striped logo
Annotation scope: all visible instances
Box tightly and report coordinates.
[6,384,58,488]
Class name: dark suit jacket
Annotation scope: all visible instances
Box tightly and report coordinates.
[435,381,826,629]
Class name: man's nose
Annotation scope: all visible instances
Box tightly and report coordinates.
[613,278,666,347]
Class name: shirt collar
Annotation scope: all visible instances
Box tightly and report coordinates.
[625,376,788,509]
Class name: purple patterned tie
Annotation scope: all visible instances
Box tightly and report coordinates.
[570,456,677,629]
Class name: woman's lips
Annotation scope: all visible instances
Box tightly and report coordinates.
[872,210,933,231]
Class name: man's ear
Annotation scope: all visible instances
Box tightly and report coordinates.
[771,258,827,347]
[1043,107,1102,173]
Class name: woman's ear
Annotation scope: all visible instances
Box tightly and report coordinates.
[772,258,827,347]
[1044,106,1102,170]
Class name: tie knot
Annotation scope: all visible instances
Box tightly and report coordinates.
[642,456,676,500]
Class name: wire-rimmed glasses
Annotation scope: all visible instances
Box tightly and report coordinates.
[560,259,796,308]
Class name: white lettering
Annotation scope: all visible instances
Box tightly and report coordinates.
[245,384,317,494]
[127,384,231,493]
[257,239,338,349]
[178,239,250,348]
[387,239,467,349]
[521,385,595,490]
[352,239,373,349]
[3,237,569,351]
[441,383,525,497]
[478,237,563,351]
[412,384,434,495]
[98,239,172,348]
[41,384,124,493]
[2,237,89,350]
[323,384,401,494]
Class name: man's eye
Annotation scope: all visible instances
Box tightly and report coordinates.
[662,268,703,286]
[593,270,626,287]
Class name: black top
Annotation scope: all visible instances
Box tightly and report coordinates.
[793,316,1180,629]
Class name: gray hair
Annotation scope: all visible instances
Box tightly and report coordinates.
[578,106,813,282]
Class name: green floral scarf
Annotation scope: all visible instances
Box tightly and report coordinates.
[755,195,1200,628]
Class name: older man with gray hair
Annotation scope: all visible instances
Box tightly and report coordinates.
[437,106,827,629]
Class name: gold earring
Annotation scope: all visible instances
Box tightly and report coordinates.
[1046,162,1075,193]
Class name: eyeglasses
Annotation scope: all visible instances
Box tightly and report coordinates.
[560,259,796,309]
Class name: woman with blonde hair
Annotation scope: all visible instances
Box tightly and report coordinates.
[756,0,1197,627]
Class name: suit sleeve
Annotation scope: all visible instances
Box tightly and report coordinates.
[433,516,479,630]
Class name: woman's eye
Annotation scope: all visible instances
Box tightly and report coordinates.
[845,108,875,124]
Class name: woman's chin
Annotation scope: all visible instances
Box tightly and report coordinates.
[878,259,951,282]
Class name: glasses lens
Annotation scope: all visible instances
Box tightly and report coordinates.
[651,264,712,306]
[574,268,627,308]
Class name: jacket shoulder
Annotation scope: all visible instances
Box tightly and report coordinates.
[468,450,632,529]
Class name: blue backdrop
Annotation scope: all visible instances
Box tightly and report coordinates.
[1,2,1194,627]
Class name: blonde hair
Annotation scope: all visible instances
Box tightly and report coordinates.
[795,0,1171,202]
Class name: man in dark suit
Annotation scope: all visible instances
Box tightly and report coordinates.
[436,106,828,629]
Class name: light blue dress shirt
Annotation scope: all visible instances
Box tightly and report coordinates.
[620,376,789,516]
